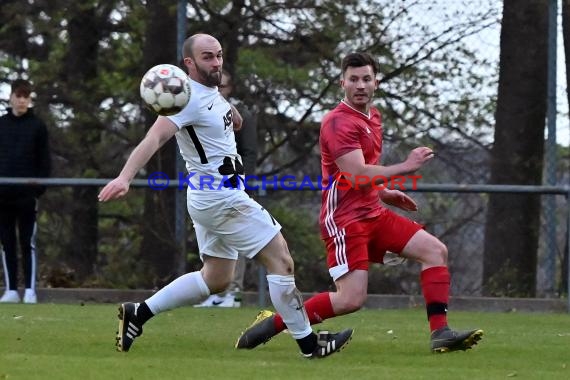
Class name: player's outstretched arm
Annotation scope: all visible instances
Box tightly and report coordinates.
[335,147,434,189]
[98,117,178,202]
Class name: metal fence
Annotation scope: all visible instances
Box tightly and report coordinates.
[1,177,569,311]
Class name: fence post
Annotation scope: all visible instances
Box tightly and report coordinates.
[174,0,188,276]
[567,189,570,312]
[544,0,558,296]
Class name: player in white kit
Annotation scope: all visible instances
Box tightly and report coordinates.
[98,33,352,358]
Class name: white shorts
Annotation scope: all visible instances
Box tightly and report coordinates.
[187,190,282,260]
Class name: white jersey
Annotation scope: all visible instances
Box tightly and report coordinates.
[167,78,244,203]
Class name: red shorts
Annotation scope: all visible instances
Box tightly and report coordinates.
[323,208,423,281]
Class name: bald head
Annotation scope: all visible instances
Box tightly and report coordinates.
[183,33,220,59]
[182,33,224,87]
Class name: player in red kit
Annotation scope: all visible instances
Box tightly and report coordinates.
[236,52,483,353]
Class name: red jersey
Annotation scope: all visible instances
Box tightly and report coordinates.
[319,101,384,238]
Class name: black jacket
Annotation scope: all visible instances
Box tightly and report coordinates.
[0,108,51,200]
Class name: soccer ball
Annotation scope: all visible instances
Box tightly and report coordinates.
[140,64,191,116]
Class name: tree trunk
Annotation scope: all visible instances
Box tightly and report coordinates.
[139,1,179,287]
[483,0,548,297]
[65,4,101,281]
[561,0,570,295]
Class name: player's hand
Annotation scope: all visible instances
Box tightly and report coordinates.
[230,104,243,131]
[380,189,418,211]
[98,177,130,202]
[405,147,434,172]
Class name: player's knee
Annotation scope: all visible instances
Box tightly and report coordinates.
[201,268,232,293]
[282,254,295,274]
[437,241,448,264]
[266,234,295,275]
[205,278,232,294]
[337,291,366,313]
[273,250,294,275]
[342,295,366,313]
[429,240,448,266]
[346,300,365,313]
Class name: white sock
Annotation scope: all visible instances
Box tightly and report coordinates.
[146,271,210,314]
[266,274,312,339]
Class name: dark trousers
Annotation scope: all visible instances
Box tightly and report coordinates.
[0,198,38,290]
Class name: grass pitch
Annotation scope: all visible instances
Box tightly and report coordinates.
[0,303,569,379]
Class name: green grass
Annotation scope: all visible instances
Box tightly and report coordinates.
[0,304,569,380]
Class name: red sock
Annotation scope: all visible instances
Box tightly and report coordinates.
[420,266,450,332]
[273,292,336,332]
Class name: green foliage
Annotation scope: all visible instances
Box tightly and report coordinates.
[96,191,148,288]
[484,259,537,297]
[238,49,313,84]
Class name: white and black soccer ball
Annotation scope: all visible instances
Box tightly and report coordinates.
[140,64,191,116]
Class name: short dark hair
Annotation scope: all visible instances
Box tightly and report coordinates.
[11,79,32,97]
[341,52,379,75]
